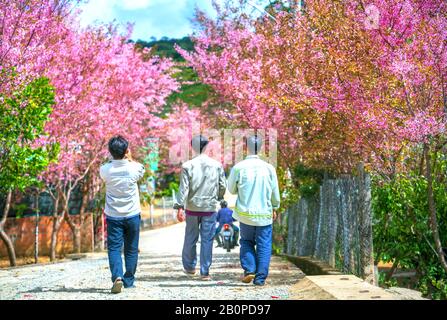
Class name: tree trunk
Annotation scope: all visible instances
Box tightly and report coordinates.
[64,211,82,254]
[385,258,400,282]
[49,192,62,262]
[65,184,88,254]
[34,210,39,264]
[50,215,63,262]
[101,211,105,251]
[90,213,94,253]
[0,191,17,266]
[62,187,80,254]
[34,190,40,264]
[418,151,425,176]
[65,210,85,254]
[424,144,447,274]
[72,225,81,254]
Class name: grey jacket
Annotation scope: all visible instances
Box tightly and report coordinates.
[173,154,227,212]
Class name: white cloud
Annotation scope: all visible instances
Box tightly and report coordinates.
[78,0,270,40]
[117,0,189,11]
[79,0,191,39]
[79,0,117,26]
[119,0,153,10]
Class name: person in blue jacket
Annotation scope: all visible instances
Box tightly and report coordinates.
[215,201,240,247]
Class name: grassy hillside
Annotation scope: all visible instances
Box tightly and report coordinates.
[135,36,194,62]
[136,36,213,114]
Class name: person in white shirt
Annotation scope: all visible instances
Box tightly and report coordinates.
[100,136,145,294]
[227,135,280,286]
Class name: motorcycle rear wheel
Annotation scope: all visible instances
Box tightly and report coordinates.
[224,240,231,252]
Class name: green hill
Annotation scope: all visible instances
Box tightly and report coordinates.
[135,36,194,62]
[134,36,213,114]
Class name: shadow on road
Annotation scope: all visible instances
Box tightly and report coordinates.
[137,271,244,283]
[157,283,250,288]
[21,287,110,295]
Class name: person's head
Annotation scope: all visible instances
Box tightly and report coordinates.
[191,135,209,154]
[108,135,129,160]
[221,200,228,208]
[247,135,263,155]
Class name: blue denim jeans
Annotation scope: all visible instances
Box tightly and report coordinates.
[239,223,273,284]
[106,214,140,288]
[182,213,217,276]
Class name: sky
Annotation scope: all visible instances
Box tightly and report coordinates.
[78,0,271,41]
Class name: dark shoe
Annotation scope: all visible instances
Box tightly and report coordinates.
[254,280,265,286]
[111,278,123,294]
[241,273,255,284]
[124,284,136,289]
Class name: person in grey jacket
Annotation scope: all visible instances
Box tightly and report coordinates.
[174,135,227,280]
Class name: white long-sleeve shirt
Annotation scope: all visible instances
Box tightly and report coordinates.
[227,155,280,226]
[100,159,145,219]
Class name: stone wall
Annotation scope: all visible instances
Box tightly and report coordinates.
[284,165,376,284]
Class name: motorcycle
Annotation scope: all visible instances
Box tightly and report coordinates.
[220,223,235,252]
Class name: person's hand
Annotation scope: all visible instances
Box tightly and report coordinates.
[272,210,278,221]
[177,208,186,222]
[125,149,133,161]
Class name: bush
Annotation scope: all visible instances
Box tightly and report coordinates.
[372,174,447,299]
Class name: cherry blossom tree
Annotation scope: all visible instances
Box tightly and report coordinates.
[180,0,447,271]
[40,22,178,254]
[153,103,214,175]
[0,0,73,88]
[1,0,179,257]
[1,0,71,264]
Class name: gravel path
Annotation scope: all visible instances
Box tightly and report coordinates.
[0,223,304,300]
